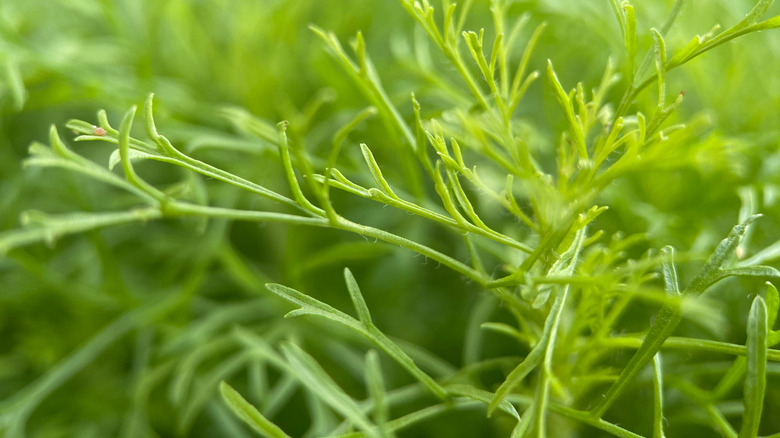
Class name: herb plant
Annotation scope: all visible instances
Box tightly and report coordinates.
[1,0,780,437]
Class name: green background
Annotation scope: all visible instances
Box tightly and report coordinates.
[1,0,780,436]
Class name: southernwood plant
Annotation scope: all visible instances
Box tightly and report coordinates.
[2,0,780,437]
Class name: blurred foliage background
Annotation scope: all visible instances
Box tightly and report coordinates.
[1,0,780,436]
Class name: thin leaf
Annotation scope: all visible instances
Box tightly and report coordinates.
[510,22,545,104]
[739,296,768,438]
[740,238,780,266]
[72,101,300,209]
[219,381,292,438]
[745,0,774,25]
[711,357,746,401]
[532,230,585,437]
[752,14,780,31]
[29,129,157,202]
[709,265,780,285]
[489,240,579,416]
[767,282,779,331]
[277,121,322,214]
[280,343,379,437]
[610,0,626,36]
[545,402,646,438]
[169,336,237,407]
[2,59,27,111]
[660,0,685,35]
[178,350,259,433]
[345,268,373,327]
[661,246,680,294]
[108,148,158,171]
[591,245,682,417]
[329,107,377,169]
[446,383,520,420]
[480,322,530,345]
[651,29,667,109]
[547,60,587,159]
[207,400,255,438]
[330,400,486,438]
[117,105,163,200]
[664,27,714,70]
[623,2,637,82]
[264,283,447,399]
[462,29,494,91]
[360,144,399,199]
[364,351,393,438]
[686,215,760,295]
[389,337,457,378]
[651,355,665,438]
[0,208,162,255]
[266,283,354,325]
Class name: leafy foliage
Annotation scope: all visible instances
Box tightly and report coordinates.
[2,0,780,437]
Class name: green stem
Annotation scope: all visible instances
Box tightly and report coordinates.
[166,202,490,286]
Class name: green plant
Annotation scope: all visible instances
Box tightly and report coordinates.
[2,0,780,437]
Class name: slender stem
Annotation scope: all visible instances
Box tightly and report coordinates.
[333,217,491,286]
[167,202,330,228]
[166,202,490,286]
[594,336,780,362]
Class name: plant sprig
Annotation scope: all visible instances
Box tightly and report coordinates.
[5,0,780,437]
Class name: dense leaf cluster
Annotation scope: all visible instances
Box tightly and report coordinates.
[1,0,780,437]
